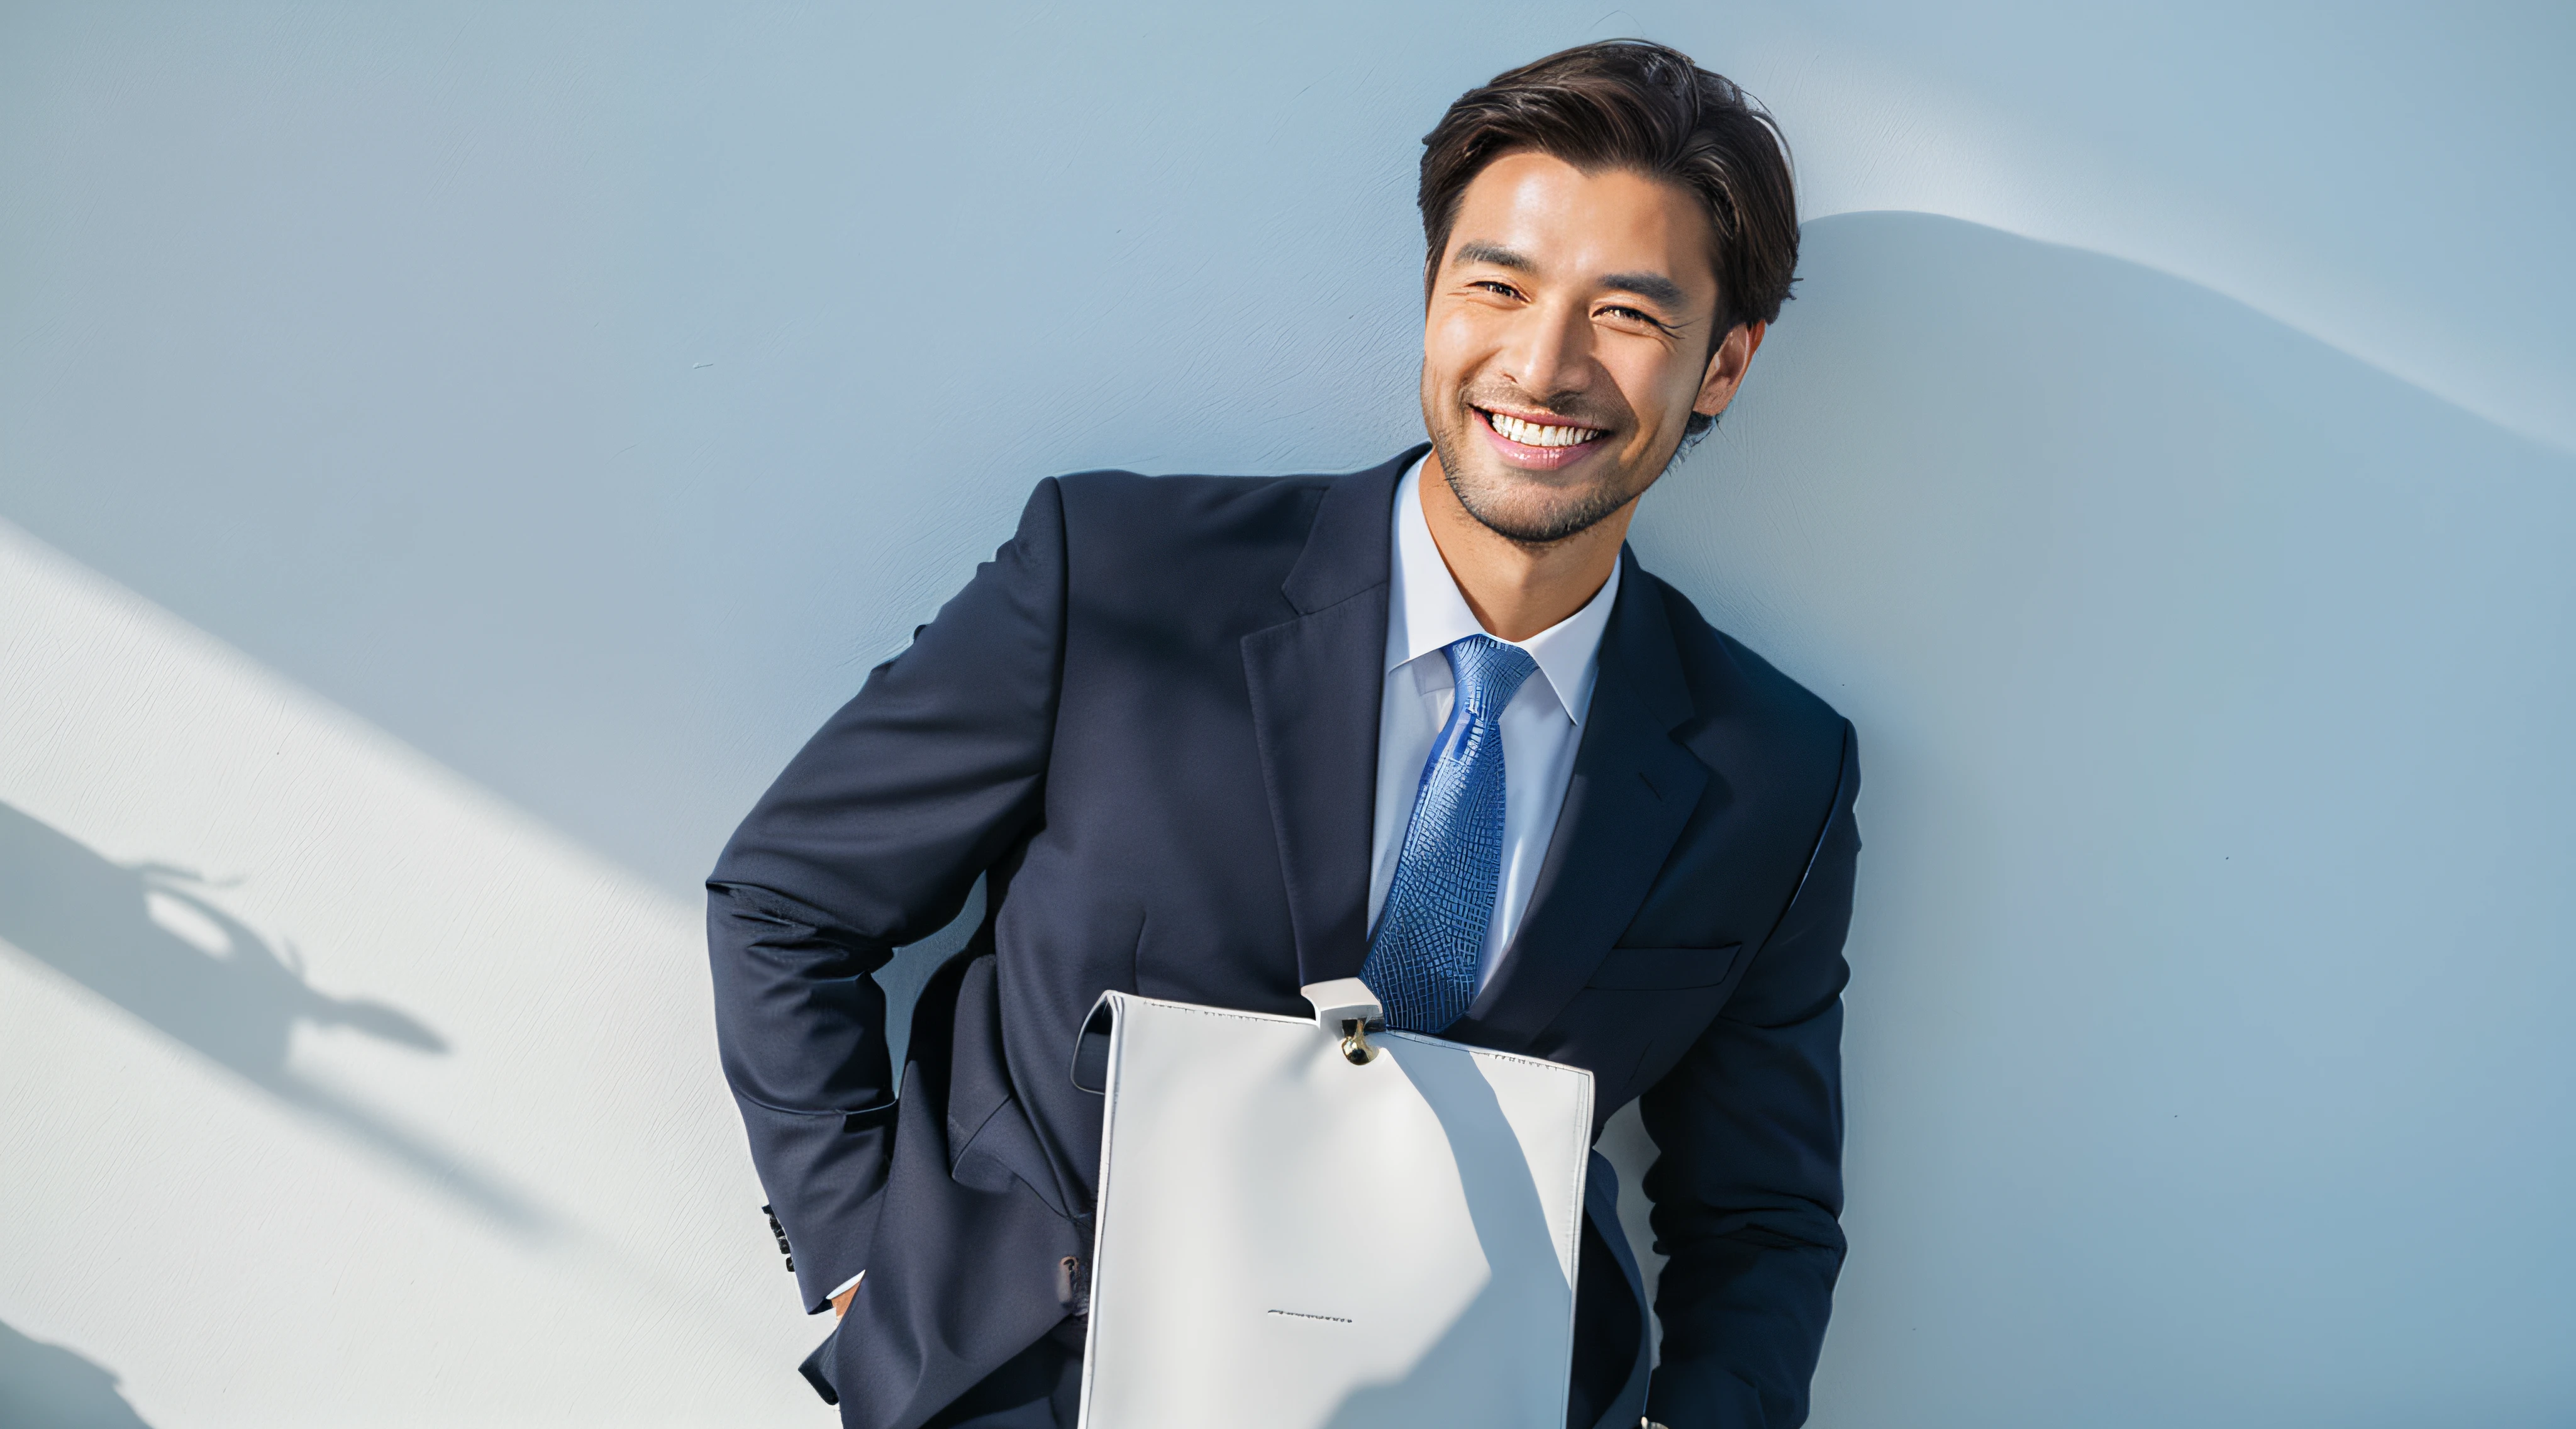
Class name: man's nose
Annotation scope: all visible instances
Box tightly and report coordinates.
[1496,299,1593,401]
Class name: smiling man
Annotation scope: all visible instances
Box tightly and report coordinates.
[709,39,1859,1429]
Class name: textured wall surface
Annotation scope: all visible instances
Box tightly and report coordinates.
[3,3,2570,1425]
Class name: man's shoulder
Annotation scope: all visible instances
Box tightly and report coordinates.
[1034,450,1412,597]
[1628,561,1853,762]
[1045,467,1332,545]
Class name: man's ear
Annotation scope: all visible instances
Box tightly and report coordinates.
[1692,320,1767,418]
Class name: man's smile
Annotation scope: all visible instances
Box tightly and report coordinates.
[1474,404,1610,470]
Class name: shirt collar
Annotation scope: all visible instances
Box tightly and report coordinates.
[1385,453,1619,726]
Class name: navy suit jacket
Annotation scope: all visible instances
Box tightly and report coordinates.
[708,447,1861,1429]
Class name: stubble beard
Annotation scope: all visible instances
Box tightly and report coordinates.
[1424,391,1669,548]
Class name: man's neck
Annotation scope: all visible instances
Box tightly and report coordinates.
[1418,449,1631,642]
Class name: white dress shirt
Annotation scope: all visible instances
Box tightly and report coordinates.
[1367,456,1619,993]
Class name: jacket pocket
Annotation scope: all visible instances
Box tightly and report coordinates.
[1584,943,1742,991]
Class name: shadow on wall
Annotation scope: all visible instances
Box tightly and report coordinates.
[0,801,548,1233]
[1628,211,2576,1424]
[0,1320,152,1429]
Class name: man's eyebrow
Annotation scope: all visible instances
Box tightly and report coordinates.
[1452,241,1536,272]
[1597,271,1689,311]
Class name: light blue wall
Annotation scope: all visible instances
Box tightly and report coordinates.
[3,3,2570,1425]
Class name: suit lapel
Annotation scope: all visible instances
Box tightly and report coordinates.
[1454,549,1707,1046]
[1241,447,1423,989]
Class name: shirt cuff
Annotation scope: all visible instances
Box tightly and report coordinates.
[828,1270,864,1301]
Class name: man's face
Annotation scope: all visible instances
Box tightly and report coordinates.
[1419,148,1745,545]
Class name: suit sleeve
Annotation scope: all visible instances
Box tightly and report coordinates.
[706,478,1067,1313]
[1640,720,1860,1428]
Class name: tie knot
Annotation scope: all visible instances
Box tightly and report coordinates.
[1443,635,1538,718]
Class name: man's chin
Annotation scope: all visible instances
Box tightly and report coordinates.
[1463,505,1618,545]
[1448,472,1636,545]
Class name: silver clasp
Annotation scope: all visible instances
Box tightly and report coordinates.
[1301,978,1385,1067]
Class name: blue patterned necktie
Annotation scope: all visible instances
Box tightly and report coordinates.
[1360,634,1539,1033]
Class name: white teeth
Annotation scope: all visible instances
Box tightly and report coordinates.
[1487,411,1600,448]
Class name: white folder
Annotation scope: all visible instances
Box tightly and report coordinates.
[1072,978,1594,1428]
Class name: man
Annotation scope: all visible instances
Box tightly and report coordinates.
[709,38,1858,1429]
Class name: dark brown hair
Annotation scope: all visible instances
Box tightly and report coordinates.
[1419,40,1797,434]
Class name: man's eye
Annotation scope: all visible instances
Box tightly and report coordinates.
[1601,306,1681,336]
[1475,281,1520,299]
